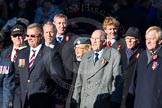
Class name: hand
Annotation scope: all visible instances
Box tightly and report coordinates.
[8,101,13,107]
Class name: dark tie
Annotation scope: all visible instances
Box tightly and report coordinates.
[107,41,111,48]
[57,37,62,43]
[94,53,99,63]
[29,50,36,71]
[13,48,18,62]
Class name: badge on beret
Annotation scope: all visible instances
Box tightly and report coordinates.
[77,40,81,45]
[18,59,25,68]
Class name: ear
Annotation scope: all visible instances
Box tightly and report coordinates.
[158,39,162,45]
[102,39,107,45]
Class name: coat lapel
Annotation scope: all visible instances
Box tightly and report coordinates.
[87,48,111,79]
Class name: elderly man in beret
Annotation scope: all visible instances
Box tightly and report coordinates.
[119,27,145,108]
[66,37,91,108]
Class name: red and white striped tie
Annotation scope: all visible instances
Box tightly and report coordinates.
[13,48,18,62]
[28,50,36,71]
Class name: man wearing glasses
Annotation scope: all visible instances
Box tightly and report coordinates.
[15,23,65,108]
[1,24,26,108]
[72,29,123,108]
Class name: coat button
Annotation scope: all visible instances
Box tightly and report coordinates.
[87,81,91,84]
[27,80,30,83]
[25,90,28,93]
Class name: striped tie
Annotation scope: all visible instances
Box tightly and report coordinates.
[28,50,36,72]
[13,48,18,62]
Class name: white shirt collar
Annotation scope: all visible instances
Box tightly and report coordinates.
[45,43,55,48]
[94,47,105,61]
[29,44,42,59]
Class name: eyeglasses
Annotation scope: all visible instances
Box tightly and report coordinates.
[12,34,23,37]
[125,37,136,41]
[25,34,40,38]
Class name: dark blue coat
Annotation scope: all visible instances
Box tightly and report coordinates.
[128,46,162,108]
[0,56,15,108]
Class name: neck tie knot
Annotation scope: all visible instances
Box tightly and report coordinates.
[57,37,62,43]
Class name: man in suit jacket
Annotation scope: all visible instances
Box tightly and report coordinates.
[119,27,145,108]
[15,23,65,108]
[72,29,123,108]
[1,24,27,108]
[103,16,125,50]
[127,26,162,108]
[53,13,78,107]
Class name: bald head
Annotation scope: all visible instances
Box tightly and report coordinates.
[90,30,106,51]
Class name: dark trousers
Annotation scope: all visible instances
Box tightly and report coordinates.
[14,86,22,108]
[24,93,53,108]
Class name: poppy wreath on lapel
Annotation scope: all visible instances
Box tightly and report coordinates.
[117,44,122,50]
[65,35,70,41]
[152,54,159,70]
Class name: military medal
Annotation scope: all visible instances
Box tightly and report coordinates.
[18,59,25,67]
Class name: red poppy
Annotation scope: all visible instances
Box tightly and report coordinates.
[100,59,106,65]
[117,45,122,50]
[66,36,70,41]
[135,53,140,59]
[7,54,11,59]
[153,54,158,60]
